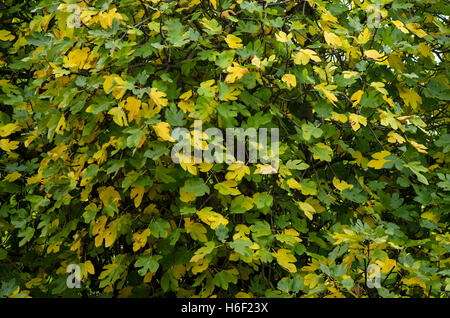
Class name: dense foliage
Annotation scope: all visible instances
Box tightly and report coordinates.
[0,0,449,298]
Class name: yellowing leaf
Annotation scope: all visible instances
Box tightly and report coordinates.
[98,186,121,207]
[273,248,297,273]
[198,162,214,172]
[214,180,241,195]
[402,277,426,290]
[331,111,348,123]
[350,90,364,107]
[103,220,118,248]
[275,31,292,43]
[180,159,198,176]
[333,177,354,191]
[409,140,428,154]
[387,131,405,144]
[0,30,15,41]
[251,55,261,68]
[343,71,360,79]
[191,258,209,274]
[3,172,21,182]
[225,63,249,83]
[357,28,371,44]
[180,186,195,202]
[152,122,175,142]
[324,31,342,48]
[371,82,388,95]
[421,211,440,223]
[225,162,250,181]
[392,20,409,34]
[348,113,367,131]
[352,151,368,168]
[0,139,19,152]
[315,83,338,105]
[63,47,98,70]
[292,49,321,65]
[364,50,383,61]
[286,178,301,190]
[418,42,434,59]
[185,218,208,242]
[0,123,18,137]
[297,201,316,220]
[97,8,123,29]
[179,90,193,100]
[196,207,229,230]
[406,23,427,38]
[123,96,141,122]
[103,74,126,99]
[55,114,66,134]
[375,258,397,274]
[282,74,296,89]
[367,150,391,169]
[398,86,422,110]
[130,186,145,207]
[254,164,278,174]
[108,106,128,127]
[210,0,217,9]
[132,229,150,252]
[224,34,243,49]
[149,88,168,107]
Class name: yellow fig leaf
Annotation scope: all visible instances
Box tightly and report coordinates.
[185,218,208,242]
[149,88,168,108]
[196,207,229,230]
[402,277,426,290]
[282,74,297,89]
[98,186,121,207]
[297,201,316,220]
[292,49,321,65]
[371,82,388,95]
[132,229,151,252]
[108,106,128,127]
[3,172,21,182]
[387,131,406,144]
[0,123,19,137]
[0,139,19,152]
[333,177,354,192]
[273,248,297,273]
[331,111,348,123]
[324,31,342,48]
[348,113,367,131]
[0,30,15,41]
[392,20,409,34]
[214,180,241,195]
[275,31,292,43]
[225,161,250,181]
[225,63,249,83]
[152,122,175,142]
[367,150,391,170]
[409,140,428,154]
[406,23,427,38]
[350,90,364,107]
[130,186,145,208]
[364,49,384,61]
[123,96,141,122]
[225,34,243,49]
[398,86,422,110]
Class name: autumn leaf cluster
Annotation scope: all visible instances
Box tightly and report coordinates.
[0,0,449,298]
